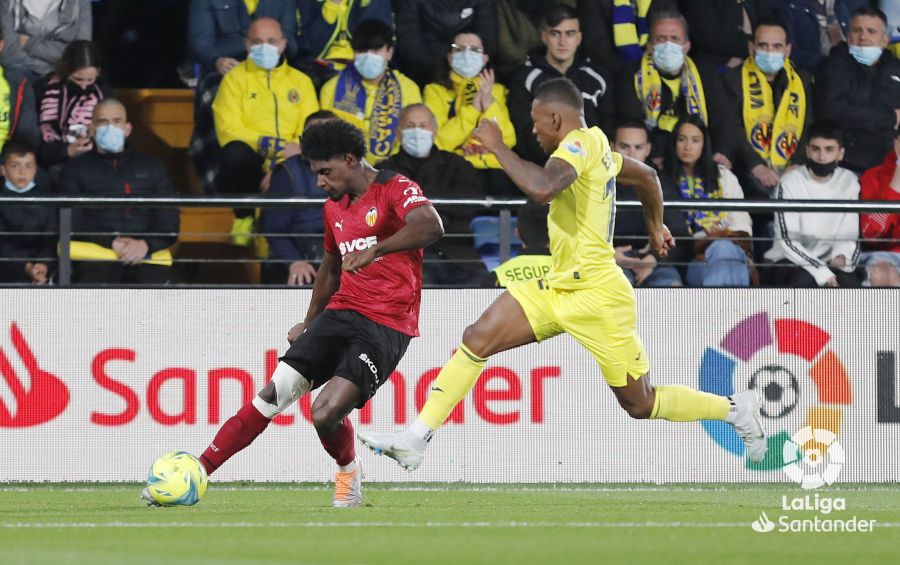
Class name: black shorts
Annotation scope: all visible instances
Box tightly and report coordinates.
[280,309,412,408]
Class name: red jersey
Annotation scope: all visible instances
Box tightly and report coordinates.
[323,170,431,336]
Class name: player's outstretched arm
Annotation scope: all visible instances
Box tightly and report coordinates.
[341,205,444,273]
[472,119,576,203]
[616,155,674,257]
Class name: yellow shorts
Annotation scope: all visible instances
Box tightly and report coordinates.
[508,272,650,387]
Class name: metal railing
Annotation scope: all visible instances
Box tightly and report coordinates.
[1,196,898,287]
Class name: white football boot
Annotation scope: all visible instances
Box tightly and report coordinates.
[357,430,425,471]
[140,487,162,507]
[726,390,768,463]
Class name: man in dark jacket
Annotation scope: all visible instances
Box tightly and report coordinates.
[377,103,487,285]
[188,0,297,77]
[394,0,498,85]
[723,18,814,196]
[0,142,55,284]
[508,4,615,164]
[618,9,738,166]
[0,63,39,153]
[60,99,180,284]
[680,0,763,71]
[259,110,335,286]
[611,121,690,286]
[816,5,900,172]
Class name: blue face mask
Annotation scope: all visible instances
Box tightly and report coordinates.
[401,128,434,158]
[652,41,685,73]
[95,124,126,153]
[451,50,484,79]
[354,52,386,80]
[4,179,35,193]
[249,43,281,70]
[848,45,883,66]
[754,50,785,74]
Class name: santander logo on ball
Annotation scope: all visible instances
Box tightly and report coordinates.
[0,323,70,427]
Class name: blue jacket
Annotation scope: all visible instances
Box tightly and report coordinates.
[260,155,325,261]
[766,0,869,73]
[294,0,393,63]
[188,0,298,73]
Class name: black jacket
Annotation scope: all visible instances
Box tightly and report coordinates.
[619,58,738,161]
[681,0,764,69]
[59,147,180,253]
[394,0,499,85]
[0,170,56,282]
[722,62,814,171]
[815,44,900,172]
[508,51,616,164]
[378,147,485,266]
[2,65,39,150]
[614,171,692,271]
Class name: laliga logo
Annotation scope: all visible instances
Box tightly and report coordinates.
[699,312,851,470]
[0,324,70,427]
[782,426,844,490]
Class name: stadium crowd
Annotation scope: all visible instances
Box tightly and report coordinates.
[0,0,898,288]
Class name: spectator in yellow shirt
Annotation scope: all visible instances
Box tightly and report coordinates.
[320,19,422,162]
[424,31,517,197]
[212,17,319,243]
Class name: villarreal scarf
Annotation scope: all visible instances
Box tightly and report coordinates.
[678,174,727,235]
[741,57,805,171]
[0,67,10,147]
[333,65,402,159]
[636,53,708,133]
[612,0,651,61]
[447,73,479,120]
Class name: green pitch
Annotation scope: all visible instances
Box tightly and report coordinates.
[1,483,898,565]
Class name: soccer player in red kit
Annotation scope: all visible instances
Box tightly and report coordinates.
[142,119,444,508]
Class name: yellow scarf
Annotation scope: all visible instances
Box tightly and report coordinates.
[0,67,11,149]
[612,0,652,59]
[741,57,805,170]
[635,53,707,132]
[243,0,260,15]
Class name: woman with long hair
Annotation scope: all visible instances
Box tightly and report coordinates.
[38,40,110,170]
[663,115,754,286]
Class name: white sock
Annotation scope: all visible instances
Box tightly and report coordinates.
[407,418,434,446]
[339,459,357,473]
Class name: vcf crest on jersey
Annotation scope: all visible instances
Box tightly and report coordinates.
[366,206,378,227]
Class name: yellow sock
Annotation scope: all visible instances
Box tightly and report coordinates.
[650,385,730,422]
[419,344,487,430]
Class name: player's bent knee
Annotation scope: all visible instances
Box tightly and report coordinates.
[251,362,311,419]
[311,402,343,434]
[461,323,493,358]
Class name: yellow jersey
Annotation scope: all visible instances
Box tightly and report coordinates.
[546,127,622,289]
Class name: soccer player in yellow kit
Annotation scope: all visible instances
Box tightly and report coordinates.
[358,78,767,470]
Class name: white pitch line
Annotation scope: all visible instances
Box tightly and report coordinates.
[2,521,899,529]
[3,485,898,493]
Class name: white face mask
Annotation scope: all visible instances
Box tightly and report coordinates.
[652,41,685,73]
[4,179,35,193]
[451,50,484,79]
[848,45,883,66]
[354,52,387,80]
[401,128,434,158]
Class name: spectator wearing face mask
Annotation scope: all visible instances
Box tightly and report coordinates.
[59,99,180,285]
[38,40,110,171]
[764,120,861,288]
[212,17,319,244]
[0,141,55,284]
[723,18,814,198]
[424,31,517,197]
[377,103,486,286]
[816,5,900,172]
[320,19,422,161]
[619,9,738,169]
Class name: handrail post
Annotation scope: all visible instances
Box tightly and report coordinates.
[59,207,72,286]
[499,207,513,264]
